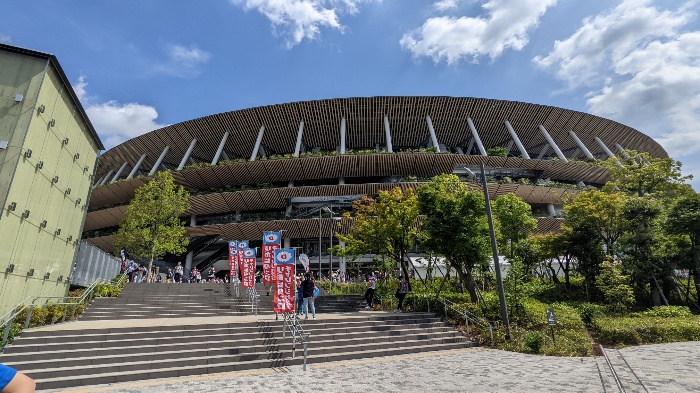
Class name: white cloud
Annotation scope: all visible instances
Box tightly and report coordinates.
[434,0,459,12]
[72,76,167,150]
[0,33,10,43]
[153,44,212,78]
[230,0,378,48]
[533,0,700,161]
[400,0,558,64]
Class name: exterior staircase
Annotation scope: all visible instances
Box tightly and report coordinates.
[0,282,476,390]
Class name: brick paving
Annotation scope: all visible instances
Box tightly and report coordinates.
[40,341,700,393]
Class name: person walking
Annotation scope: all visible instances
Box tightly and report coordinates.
[364,273,376,309]
[395,276,409,312]
[296,280,304,316]
[174,262,184,283]
[301,273,316,319]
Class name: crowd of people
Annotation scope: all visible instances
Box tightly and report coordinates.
[122,260,230,284]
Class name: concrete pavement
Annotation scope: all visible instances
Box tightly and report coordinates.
[41,341,700,392]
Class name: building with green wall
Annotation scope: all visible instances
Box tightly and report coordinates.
[0,43,104,316]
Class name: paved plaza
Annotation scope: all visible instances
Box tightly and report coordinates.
[41,341,700,393]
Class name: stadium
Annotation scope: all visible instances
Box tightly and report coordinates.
[82,96,667,276]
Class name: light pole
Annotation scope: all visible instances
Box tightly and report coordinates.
[462,163,511,340]
[318,207,322,279]
[479,162,511,339]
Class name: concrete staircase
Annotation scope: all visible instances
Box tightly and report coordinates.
[0,283,475,390]
[80,282,262,320]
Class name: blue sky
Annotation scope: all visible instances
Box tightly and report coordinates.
[2,0,699,188]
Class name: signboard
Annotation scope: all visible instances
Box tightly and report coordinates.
[228,241,238,278]
[237,240,249,278]
[273,249,295,313]
[241,248,256,288]
[299,253,310,273]
[546,308,557,326]
[262,231,281,283]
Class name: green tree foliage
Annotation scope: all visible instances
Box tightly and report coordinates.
[492,193,538,257]
[335,187,419,289]
[618,196,670,306]
[528,232,575,288]
[564,190,626,256]
[417,174,490,302]
[114,172,190,280]
[596,260,635,312]
[601,150,693,197]
[667,193,700,298]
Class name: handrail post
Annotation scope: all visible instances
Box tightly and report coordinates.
[303,335,308,371]
[292,324,297,358]
[24,305,34,329]
[413,296,416,311]
[2,315,15,342]
[489,323,494,345]
[61,304,67,323]
[283,314,287,338]
[427,297,430,313]
[444,301,447,320]
[465,312,470,336]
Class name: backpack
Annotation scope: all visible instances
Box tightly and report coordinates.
[313,286,320,298]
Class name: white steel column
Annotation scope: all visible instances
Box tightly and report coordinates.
[93,175,105,187]
[570,148,581,160]
[538,125,568,162]
[178,139,197,170]
[455,147,464,155]
[126,154,147,180]
[467,117,487,156]
[615,143,630,159]
[568,130,595,160]
[98,170,113,186]
[537,145,550,160]
[284,238,291,249]
[250,126,265,161]
[504,120,530,159]
[547,203,556,217]
[595,137,617,160]
[383,116,393,153]
[111,162,129,182]
[211,132,230,165]
[149,146,170,175]
[294,122,304,157]
[340,118,346,154]
[426,116,441,153]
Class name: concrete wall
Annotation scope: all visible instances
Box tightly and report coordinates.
[71,241,121,288]
[0,50,100,316]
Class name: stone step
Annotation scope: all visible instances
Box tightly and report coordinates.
[6,329,460,373]
[31,340,470,390]
[4,317,443,354]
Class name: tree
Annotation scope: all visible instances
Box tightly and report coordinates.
[529,232,575,288]
[601,150,693,197]
[618,196,670,306]
[492,193,538,257]
[564,190,626,256]
[113,171,190,281]
[417,174,491,302]
[596,260,635,313]
[667,193,700,298]
[335,187,420,289]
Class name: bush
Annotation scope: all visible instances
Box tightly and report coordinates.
[525,332,544,353]
[593,314,700,346]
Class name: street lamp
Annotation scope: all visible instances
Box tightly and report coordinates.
[461,162,511,339]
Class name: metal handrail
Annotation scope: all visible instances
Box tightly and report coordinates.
[247,286,259,316]
[281,312,310,370]
[1,276,124,348]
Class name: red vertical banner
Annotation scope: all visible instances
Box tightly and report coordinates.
[241,248,256,288]
[237,240,248,278]
[273,249,295,313]
[228,241,238,278]
[262,232,281,283]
